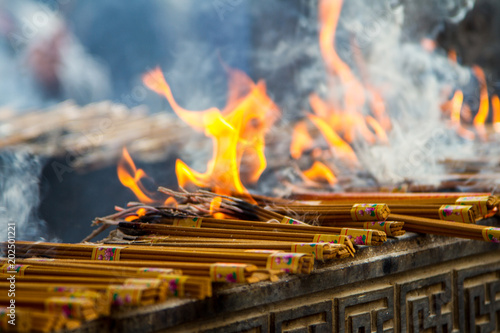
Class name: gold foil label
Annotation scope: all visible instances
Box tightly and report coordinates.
[91,246,123,261]
[312,234,349,244]
[482,227,500,243]
[438,205,474,223]
[281,216,309,226]
[106,285,143,306]
[340,228,373,245]
[124,278,161,288]
[266,253,306,274]
[1,264,29,276]
[158,274,189,297]
[291,243,324,260]
[350,204,388,221]
[456,196,489,217]
[210,263,247,283]
[363,221,393,236]
[173,217,202,228]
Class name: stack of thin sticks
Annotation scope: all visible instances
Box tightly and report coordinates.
[275,192,500,242]
[105,234,351,261]
[0,308,67,333]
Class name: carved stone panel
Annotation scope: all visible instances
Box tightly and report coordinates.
[397,273,453,333]
[455,264,500,333]
[335,286,394,333]
[271,300,332,333]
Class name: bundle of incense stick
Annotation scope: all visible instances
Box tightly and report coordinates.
[24,258,277,284]
[271,203,392,222]
[93,189,386,247]
[0,259,181,281]
[105,237,351,261]
[317,221,405,237]
[289,191,492,203]
[0,284,110,316]
[272,203,478,223]
[118,220,385,247]
[389,214,500,242]
[9,240,314,275]
[12,258,212,299]
[0,265,163,308]
[0,295,98,322]
[0,308,67,333]
[11,241,314,273]
[138,216,368,249]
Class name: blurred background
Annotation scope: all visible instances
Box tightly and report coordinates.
[0,0,499,242]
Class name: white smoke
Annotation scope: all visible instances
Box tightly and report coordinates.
[0,150,48,241]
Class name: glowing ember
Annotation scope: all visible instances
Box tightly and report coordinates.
[143,67,280,199]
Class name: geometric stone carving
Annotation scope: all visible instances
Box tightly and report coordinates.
[455,264,500,333]
[397,273,453,333]
[335,286,394,333]
[271,300,332,333]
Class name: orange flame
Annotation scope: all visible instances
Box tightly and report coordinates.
[143,67,279,199]
[448,90,475,140]
[209,196,225,219]
[307,114,358,166]
[163,197,178,208]
[319,0,365,112]
[472,66,489,140]
[492,94,500,132]
[302,161,337,185]
[117,147,156,204]
[290,120,314,159]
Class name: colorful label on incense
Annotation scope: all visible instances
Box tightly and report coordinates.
[173,217,202,228]
[312,234,349,244]
[340,228,373,246]
[158,274,188,297]
[210,263,247,283]
[438,205,474,223]
[456,196,489,217]
[45,297,88,319]
[281,216,309,226]
[266,253,306,273]
[482,227,500,243]
[1,264,29,276]
[363,221,393,237]
[350,204,387,221]
[91,246,123,261]
[124,278,162,289]
[106,285,144,306]
[137,267,175,277]
[292,243,324,260]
